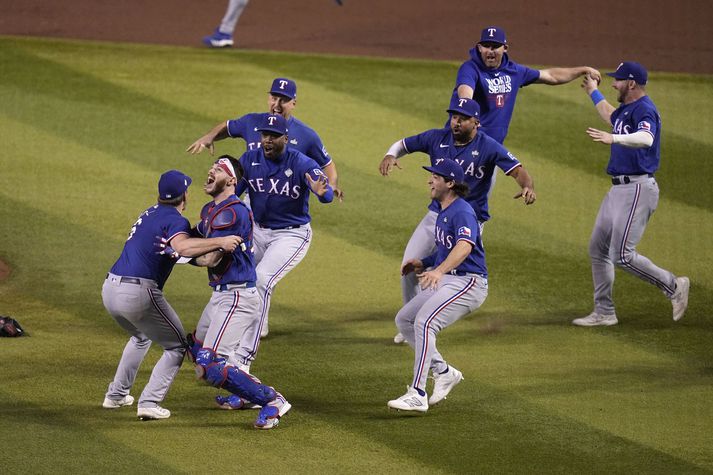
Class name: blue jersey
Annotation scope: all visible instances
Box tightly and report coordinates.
[403,128,521,221]
[235,148,333,229]
[426,198,487,278]
[226,113,332,168]
[452,50,540,144]
[607,96,661,176]
[110,204,190,289]
[196,196,256,287]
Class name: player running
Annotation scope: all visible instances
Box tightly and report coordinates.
[380,98,535,343]
[187,155,291,429]
[102,170,242,420]
[573,61,690,326]
[387,160,488,413]
[187,77,343,201]
[453,26,601,144]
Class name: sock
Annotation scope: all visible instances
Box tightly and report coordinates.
[415,387,426,397]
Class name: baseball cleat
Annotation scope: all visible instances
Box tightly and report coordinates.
[215,394,261,410]
[387,386,428,413]
[671,276,690,321]
[429,366,464,405]
[260,325,269,338]
[102,394,134,409]
[572,312,618,327]
[254,393,291,429]
[203,28,234,48]
[137,405,171,420]
[393,332,406,344]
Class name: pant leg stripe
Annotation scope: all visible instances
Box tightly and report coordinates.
[413,278,475,390]
[211,292,240,352]
[147,289,184,345]
[249,228,312,358]
[618,184,674,294]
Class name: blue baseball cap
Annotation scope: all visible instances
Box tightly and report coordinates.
[448,97,480,119]
[257,114,289,136]
[158,170,192,200]
[423,160,465,184]
[479,26,507,45]
[607,61,648,85]
[269,77,297,100]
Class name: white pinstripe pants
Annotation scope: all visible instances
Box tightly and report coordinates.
[395,274,488,392]
[589,178,676,316]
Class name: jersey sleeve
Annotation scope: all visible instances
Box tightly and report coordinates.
[451,211,479,247]
[164,215,191,243]
[226,114,249,138]
[492,142,522,175]
[302,157,334,203]
[633,106,659,141]
[303,129,332,168]
[455,61,479,90]
[518,64,541,88]
[234,153,249,196]
[403,129,438,154]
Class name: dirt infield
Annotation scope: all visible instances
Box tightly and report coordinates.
[0,0,711,74]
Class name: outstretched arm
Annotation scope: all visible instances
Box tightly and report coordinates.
[379,139,407,176]
[509,166,536,205]
[322,161,343,202]
[581,74,616,124]
[186,122,230,155]
[170,233,242,257]
[537,66,601,85]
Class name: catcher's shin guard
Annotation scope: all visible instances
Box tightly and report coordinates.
[220,366,276,406]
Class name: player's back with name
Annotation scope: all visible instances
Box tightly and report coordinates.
[236,147,324,228]
[110,204,190,289]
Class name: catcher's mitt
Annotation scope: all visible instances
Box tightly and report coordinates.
[0,316,25,337]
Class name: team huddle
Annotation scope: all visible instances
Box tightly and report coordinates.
[100,26,691,424]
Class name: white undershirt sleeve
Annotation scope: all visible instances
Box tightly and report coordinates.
[385,139,407,159]
[612,130,654,148]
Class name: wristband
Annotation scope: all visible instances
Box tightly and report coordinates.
[590,89,605,106]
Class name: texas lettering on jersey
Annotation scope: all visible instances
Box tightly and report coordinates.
[246,177,301,199]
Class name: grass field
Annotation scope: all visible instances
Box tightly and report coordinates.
[1,36,712,473]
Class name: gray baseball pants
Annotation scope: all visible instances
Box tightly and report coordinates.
[102,274,187,408]
[219,0,249,34]
[589,176,676,316]
[195,283,261,365]
[395,274,488,391]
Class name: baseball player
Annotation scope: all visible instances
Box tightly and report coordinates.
[388,160,488,413]
[453,26,601,144]
[380,98,535,343]
[573,62,690,326]
[102,170,242,420]
[187,77,343,201]
[230,113,333,351]
[202,0,250,48]
[187,156,291,429]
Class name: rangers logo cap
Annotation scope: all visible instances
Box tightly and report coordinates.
[606,61,648,85]
[447,97,480,119]
[269,77,297,100]
[158,169,192,199]
[257,114,289,136]
[479,26,506,45]
[423,159,465,184]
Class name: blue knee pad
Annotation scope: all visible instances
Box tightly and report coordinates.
[221,366,276,406]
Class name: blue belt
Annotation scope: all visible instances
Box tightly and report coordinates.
[611,173,654,185]
[214,282,256,292]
